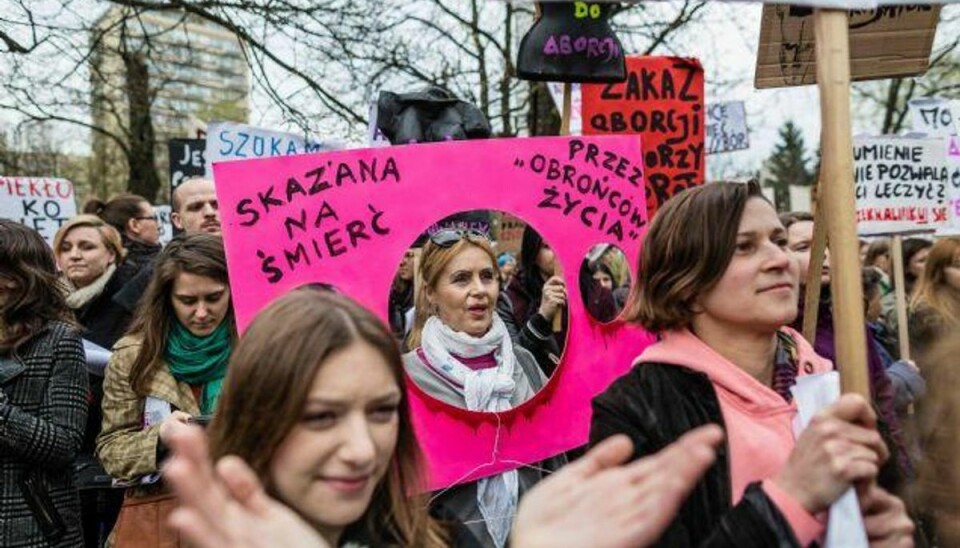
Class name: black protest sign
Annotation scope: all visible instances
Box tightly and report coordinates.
[169,139,206,195]
[517,1,625,84]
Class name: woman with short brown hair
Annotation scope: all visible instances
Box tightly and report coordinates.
[592,181,913,546]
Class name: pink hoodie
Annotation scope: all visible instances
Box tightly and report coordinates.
[636,326,832,546]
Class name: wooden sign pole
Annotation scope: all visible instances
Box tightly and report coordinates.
[802,182,829,344]
[890,235,911,361]
[560,83,573,136]
[813,10,870,398]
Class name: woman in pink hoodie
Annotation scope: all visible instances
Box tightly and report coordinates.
[590,181,914,547]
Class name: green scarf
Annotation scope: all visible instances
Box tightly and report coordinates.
[165,320,232,414]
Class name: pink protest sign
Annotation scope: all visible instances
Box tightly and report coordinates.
[213,136,656,490]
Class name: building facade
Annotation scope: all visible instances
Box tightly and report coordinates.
[90,7,249,202]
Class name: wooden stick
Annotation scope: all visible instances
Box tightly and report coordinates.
[890,235,911,361]
[802,182,829,344]
[560,82,572,136]
[813,10,870,398]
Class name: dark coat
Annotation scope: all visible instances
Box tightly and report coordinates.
[591,363,806,548]
[496,276,565,377]
[792,292,910,482]
[72,270,133,352]
[0,321,88,547]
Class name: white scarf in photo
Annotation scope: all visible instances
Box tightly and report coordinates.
[65,263,116,310]
[420,315,519,548]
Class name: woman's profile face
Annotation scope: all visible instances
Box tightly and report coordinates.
[170,272,231,337]
[268,340,401,538]
[693,198,799,334]
[427,245,499,337]
[57,226,116,288]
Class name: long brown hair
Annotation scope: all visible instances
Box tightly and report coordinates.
[126,233,233,396]
[910,237,960,325]
[626,180,769,332]
[406,235,499,349]
[0,220,74,349]
[207,289,447,547]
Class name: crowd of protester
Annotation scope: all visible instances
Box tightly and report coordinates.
[3,177,959,548]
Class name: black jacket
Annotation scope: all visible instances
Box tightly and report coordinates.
[590,363,804,548]
[73,270,133,351]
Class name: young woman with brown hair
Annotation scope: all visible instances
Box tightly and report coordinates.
[161,289,727,548]
[591,181,913,546]
[0,219,88,547]
[96,234,234,523]
[206,288,447,547]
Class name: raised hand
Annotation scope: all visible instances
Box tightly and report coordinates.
[511,425,724,548]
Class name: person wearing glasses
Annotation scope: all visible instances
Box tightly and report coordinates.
[405,229,554,548]
[83,194,162,281]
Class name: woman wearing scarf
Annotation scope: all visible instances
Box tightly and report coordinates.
[405,229,553,548]
[96,234,234,546]
[54,215,137,547]
[54,215,134,350]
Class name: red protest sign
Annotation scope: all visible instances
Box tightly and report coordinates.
[582,56,704,218]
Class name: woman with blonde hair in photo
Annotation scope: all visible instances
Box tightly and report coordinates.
[405,229,551,548]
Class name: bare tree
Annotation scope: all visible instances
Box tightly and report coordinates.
[852,5,960,134]
[0,0,710,201]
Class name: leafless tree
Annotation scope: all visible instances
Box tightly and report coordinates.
[852,5,960,134]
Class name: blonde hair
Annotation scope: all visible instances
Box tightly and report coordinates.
[406,235,499,349]
[52,214,126,262]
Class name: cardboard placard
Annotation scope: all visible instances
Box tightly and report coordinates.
[909,97,959,137]
[755,4,940,89]
[706,101,750,154]
[205,121,342,178]
[517,2,626,83]
[213,136,654,490]
[854,136,949,235]
[0,177,77,244]
[581,56,705,218]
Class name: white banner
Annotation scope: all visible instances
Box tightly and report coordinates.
[0,177,77,244]
[205,121,343,177]
[156,204,174,246]
[939,135,960,236]
[909,97,959,137]
[706,101,750,154]
[854,136,949,235]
